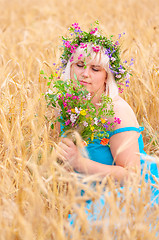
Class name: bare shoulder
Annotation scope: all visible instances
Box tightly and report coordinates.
[112,96,139,129]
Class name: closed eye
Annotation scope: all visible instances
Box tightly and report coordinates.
[92,68,100,72]
[77,63,84,68]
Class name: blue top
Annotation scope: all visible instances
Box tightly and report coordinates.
[61,125,159,203]
[86,126,145,165]
[60,125,159,181]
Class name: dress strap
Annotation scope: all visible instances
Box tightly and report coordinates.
[109,126,144,138]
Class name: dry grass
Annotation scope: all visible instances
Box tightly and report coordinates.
[0,0,159,239]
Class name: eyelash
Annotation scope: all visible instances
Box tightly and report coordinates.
[77,64,84,68]
[77,64,99,72]
[92,68,99,72]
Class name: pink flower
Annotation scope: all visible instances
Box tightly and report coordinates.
[70,45,77,53]
[70,56,74,62]
[72,23,80,30]
[65,119,71,125]
[72,96,79,100]
[118,87,124,93]
[65,41,71,48]
[78,54,83,60]
[90,27,98,34]
[114,117,121,124]
[80,43,87,48]
[58,94,61,100]
[115,41,119,46]
[63,102,67,107]
[66,93,72,98]
[92,45,100,52]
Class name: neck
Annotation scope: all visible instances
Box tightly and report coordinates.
[90,93,102,106]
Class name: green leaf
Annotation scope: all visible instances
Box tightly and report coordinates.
[47,82,51,86]
[40,70,44,74]
[74,73,77,80]
[51,123,54,129]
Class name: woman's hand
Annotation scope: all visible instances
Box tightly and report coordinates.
[56,137,81,171]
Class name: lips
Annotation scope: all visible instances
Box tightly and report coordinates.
[79,80,90,86]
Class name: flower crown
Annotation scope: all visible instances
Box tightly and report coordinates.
[60,21,133,92]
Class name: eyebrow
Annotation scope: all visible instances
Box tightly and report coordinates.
[77,61,102,68]
[91,65,101,68]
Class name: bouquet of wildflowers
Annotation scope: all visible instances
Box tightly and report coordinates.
[45,75,121,146]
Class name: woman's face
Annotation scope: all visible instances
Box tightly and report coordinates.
[70,58,107,96]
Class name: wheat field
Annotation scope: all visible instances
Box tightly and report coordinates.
[0,0,159,239]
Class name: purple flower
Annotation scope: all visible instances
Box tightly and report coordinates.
[103,124,108,130]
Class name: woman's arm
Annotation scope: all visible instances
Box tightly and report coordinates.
[57,137,137,182]
[56,97,141,182]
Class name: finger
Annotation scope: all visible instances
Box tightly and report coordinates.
[56,144,68,159]
[56,151,67,162]
[61,137,75,147]
[58,141,70,152]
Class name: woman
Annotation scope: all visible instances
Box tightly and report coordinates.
[56,23,158,199]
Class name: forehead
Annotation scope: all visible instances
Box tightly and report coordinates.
[74,54,102,66]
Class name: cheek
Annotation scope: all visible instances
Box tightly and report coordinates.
[70,65,78,80]
[70,66,74,79]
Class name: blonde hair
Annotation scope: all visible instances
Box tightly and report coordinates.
[63,43,119,99]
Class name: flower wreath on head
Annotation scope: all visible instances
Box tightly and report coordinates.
[60,21,133,93]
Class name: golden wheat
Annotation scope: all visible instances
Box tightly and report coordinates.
[0,0,159,239]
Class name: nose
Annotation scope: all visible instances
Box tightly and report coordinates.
[82,66,90,78]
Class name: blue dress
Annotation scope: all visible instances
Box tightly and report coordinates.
[85,126,159,201]
[86,126,159,184]
[68,126,159,224]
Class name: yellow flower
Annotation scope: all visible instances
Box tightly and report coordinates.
[80,109,86,116]
[53,72,58,78]
[71,109,75,113]
[91,134,94,141]
[90,126,94,131]
[101,118,106,124]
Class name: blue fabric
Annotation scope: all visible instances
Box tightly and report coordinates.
[68,126,159,226]
[85,126,145,165]
[85,126,159,204]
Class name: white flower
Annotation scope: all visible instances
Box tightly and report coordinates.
[94,31,101,38]
[83,121,88,127]
[126,73,130,79]
[119,69,125,74]
[86,93,91,100]
[116,74,121,79]
[111,57,116,62]
[75,107,80,114]
[94,117,98,125]
[46,89,53,95]
[70,114,77,123]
